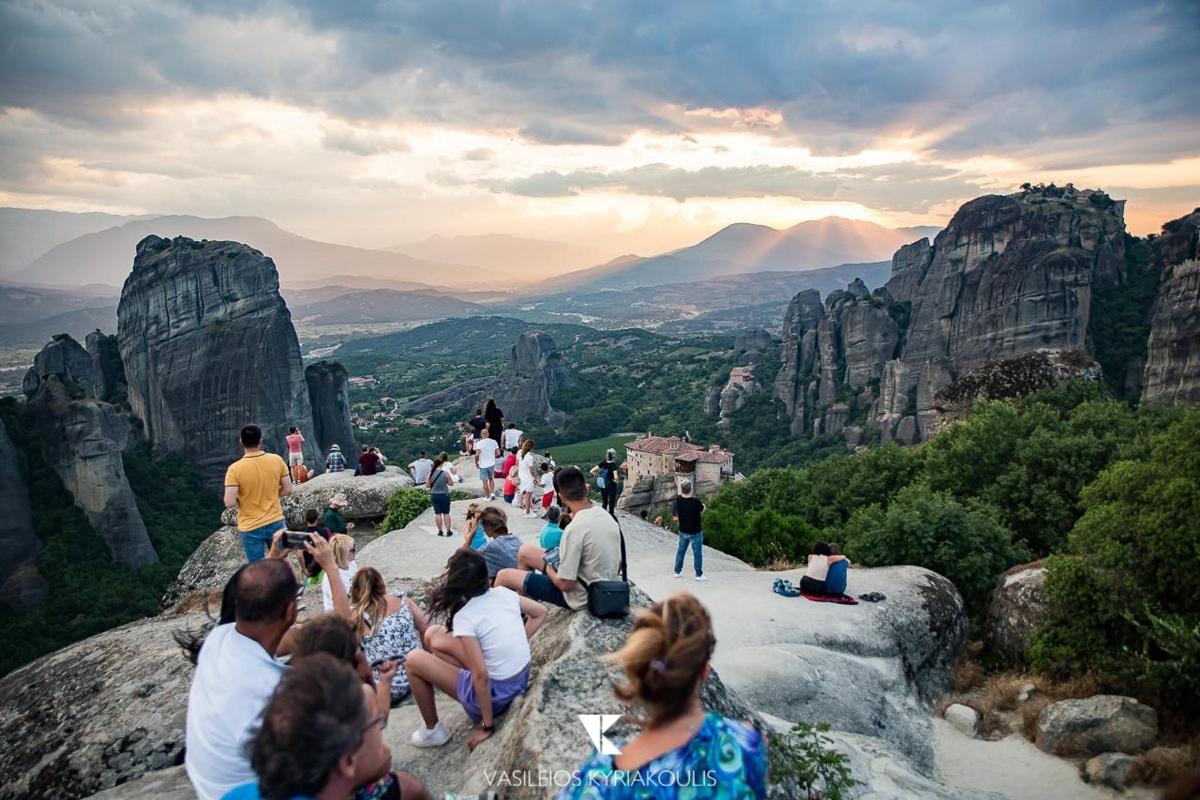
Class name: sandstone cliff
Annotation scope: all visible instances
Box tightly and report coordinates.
[775,186,1126,443]
[117,236,319,486]
[303,360,359,458]
[23,335,157,568]
[1141,209,1200,406]
[0,417,47,609]
[85,331,127,404]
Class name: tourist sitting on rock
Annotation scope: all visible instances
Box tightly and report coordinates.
[496,466,621,611]
[539,505,564,549]
[299,508,333,579]
[224,424,293,563]
[800,541,849,596]
[288,613,399,721]
[462,503,487,550]
[322,534,358,613]
[226,654,432,800]
[477,506,522,580]
[185,534,345,800]
[558,593,767,799]
[501,421,523,451]
[372,445,388,468]
[358,445,384,476]
[323,493,355,534]
[427,451,453,537]
[405,549,546,751]
[325,442,347,473]
[351,567,428,705]
[409,449,434,485]
[825,543,851,597]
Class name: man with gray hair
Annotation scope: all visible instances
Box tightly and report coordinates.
[672,480,706,581]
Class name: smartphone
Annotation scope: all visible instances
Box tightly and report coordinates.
[283,531,311,549]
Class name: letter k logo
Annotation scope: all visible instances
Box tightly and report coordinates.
[578,714,623,755]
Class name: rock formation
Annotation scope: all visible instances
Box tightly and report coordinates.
[1036,695,1158,758]
[117,235,320,486]
[23,335,157,568]
[0,418,47,608]
[709,329,774,430]
[303,361,359,458]
[85,331,127,404]
[491,330,574,425]
[1141,209,1200,406]
[774,186,1127,443]
[983,561,1046,664]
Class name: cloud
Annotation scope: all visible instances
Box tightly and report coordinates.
[519,121,626,147]
[319,121,408,156]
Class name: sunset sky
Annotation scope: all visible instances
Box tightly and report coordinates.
[1,1,1197,255]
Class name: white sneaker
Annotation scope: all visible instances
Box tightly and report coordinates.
[673,572,683,579]
[411,720,450,747]
[694,575,708,581]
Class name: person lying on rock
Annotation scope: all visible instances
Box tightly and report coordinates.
[405,548,546,751]
[185,533,349,800]
[800,541,850,597]
[495,466,621,611]
[477,505,522,581]
[558,593,768,799]
[350,566,428,705]
[224,653,432,800]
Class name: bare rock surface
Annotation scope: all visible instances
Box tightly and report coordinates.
[1084,752,1136,790]
[117,235,320,487]
[303,360,359,459]
[1142,209,1200,406]
[1037,695,1158,757]
[983,561,1046,664]
[0,417,46,608]
[159,525,242,611]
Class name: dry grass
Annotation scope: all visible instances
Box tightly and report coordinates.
[1130,742,1200,787]
[761,556,803,572]
[950,655,985,693]
[1021,695,1052,741]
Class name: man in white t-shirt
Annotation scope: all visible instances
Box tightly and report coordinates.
[409,450,434,486]
[186,536,344,800]
[496,466,621,611]
[473,434,501,499]
[500,423,523,451]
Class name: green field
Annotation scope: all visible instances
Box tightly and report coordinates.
[543,433,638,469]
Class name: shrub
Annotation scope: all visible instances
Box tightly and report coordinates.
[841,484,1027,614]
[1032,410,1200,709]
[769,722,858,800]
[380,488,432,532]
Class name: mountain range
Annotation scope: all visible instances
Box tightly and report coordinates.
[390,233,618,281]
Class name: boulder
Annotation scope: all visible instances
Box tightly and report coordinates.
[0,417,46,608]
[117,235,321,488]
[1036,695,1158,757]
[1142,209,1200,406]
[303,361,359,460]
[945,704,980,738]
[1083,752,1136,790]
[219,465,416,529]
[0,613,199,800]
[983,561,1046,664]
[86,766,192,799]
[159,525,243,612]
[22,333,93,398]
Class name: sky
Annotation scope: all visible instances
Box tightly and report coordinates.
[1,0,1197,255]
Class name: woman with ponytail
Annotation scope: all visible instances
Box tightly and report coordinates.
[559,593,767,799]
[349,566,428,703]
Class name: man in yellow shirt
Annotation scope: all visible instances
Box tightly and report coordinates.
[224,424,293,561]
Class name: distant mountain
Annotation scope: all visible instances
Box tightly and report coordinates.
[390,233,618,280]
[0,284,121,325]
[290,289,487,325]
[0,208,152,276]
[544,217,940,291]
[16,215,493,289]
[0,305,117,345]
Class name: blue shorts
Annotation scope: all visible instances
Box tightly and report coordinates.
[431,493,451,514]
[240,519,286,562]
[479,466,494,481]
[523,571,569,608]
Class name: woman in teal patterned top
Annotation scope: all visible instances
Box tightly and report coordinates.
[558,593,767,799]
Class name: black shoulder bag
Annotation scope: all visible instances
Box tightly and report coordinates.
[580,523,629,618]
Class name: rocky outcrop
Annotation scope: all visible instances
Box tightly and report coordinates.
[0,417,46,609]
[983,561,1046,664]
[85,331,127,404]
[1036,695,1158,757]
[303,361,359,459]
[117,235,319,487]
[23,335,157,568]
[733,327,773,364]
[221,467,414,529]
[1142,209,1200,406]
[492,331,574,425]
[773,186,1128,444]
[158,525,242,612]
[0,612,197,799]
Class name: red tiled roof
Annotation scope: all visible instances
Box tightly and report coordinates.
[625,436,704,455]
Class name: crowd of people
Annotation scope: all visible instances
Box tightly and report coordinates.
[205,413,786,799]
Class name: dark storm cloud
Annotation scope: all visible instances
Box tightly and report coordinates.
[2,1,1198,160]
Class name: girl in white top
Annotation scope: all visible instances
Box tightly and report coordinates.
[516,439,537,517]
[404,549,547,751]
[800,541,847,596]
[321,534,358,612]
